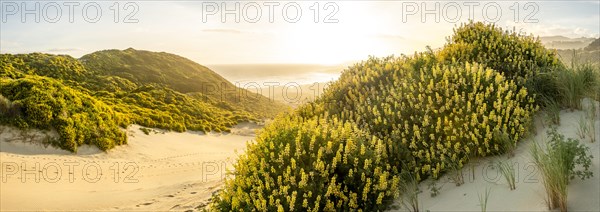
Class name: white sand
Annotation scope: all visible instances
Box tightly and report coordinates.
[0,124,257,211]
[391,100,600,212]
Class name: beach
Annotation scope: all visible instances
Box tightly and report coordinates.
[0,124,257,211]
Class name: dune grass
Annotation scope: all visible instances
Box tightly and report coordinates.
[577,114,590,140]
[496,160,517,190]
[578,98,598,143]
[556,68,588,110]
[530,63,599,112]
[584,101,598,143]
[531,142,569,211]
[447,162,465,187]
[400,171,422,212]
[590,113,597,143]
[563,65,599,108]
[478,187,492,212]
[542,97,562,126]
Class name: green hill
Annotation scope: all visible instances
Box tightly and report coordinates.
[584,38,600,51]
[80,48,232,93]
[0,49,289,152]
[80,48,289,118]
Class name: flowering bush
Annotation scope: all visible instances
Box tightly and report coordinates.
[212,115,400,211]
[304,57,537,180]
[439,21,562,82]
[397,62,537,178]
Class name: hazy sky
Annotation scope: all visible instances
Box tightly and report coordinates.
[1,1,599,65]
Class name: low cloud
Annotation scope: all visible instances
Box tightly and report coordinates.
[374,33,406,40]
[46,48,82,52]
[201,29,243,34]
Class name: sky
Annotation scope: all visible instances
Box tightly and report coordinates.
[1,1,599,65]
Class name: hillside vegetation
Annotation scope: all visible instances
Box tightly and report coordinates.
[0,49,289,152]
[555,38,600,68]
[584,38,600,51]
[211,21,600,211]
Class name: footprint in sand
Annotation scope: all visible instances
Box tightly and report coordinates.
[190,192,197,194]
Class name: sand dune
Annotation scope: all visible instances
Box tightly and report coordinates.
[1,103,599,211]
[391,100,600,212]
[0,124,257,211]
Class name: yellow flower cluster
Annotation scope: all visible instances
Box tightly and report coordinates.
[308,55,536,181]
[394,62,536,178]
[438,21,562,82]
[212,115,400,211]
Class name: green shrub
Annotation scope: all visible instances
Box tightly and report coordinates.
[547,128,594,181]
[531,128,594,211]
[212,115,400,211]
[140,127,152,135]
[0,76,126,152]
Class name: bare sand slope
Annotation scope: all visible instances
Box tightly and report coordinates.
[0,124,256,211]
[391,100,600,212]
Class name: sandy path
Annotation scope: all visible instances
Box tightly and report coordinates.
[0,124,256,211]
